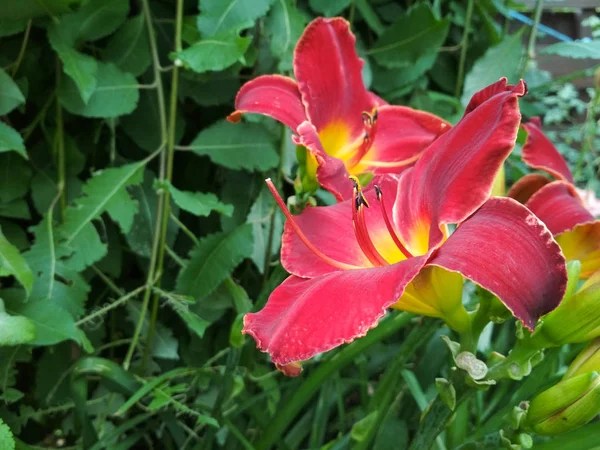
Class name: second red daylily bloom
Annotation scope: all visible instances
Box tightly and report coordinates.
[227,17,450,200]
[508,117,600,277]
[243,80,567,376]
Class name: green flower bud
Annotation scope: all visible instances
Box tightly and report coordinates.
[524,371,600,435]
[564,338,600,379]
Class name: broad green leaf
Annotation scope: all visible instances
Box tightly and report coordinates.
[0,19,27,38]
[59,62,140,118]
[309,0,351,16]
[48,26,98,104]
[169,184,233,217]
[247,185,282,273]
[0,418,15,450]
[171,304,210,338]
[0,200,30,220]
[0,225,33,296]
[57,162,144,269]
[461,31,524,106]
[0,123,27,160]
[176,224,254,300]
[188,120,279,171]
[0,299,35,346]
[179,72,240,106]
[0,69,25,115]
[0,154,32,203]
[266,0,308,71]
[127,302,179,360]
[174,31,251,73]
[369,4,450,69]
[0,0,81,20]
[58,0,129,42]
[197,0,275,36]
[103,15,152,76]
[542,40,600,60]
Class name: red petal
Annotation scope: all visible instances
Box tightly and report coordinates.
[281,175,403,277]
[294,18,375,141]
[507,173,551,204]
[228,75,306,131]
[522,118,574,183]
[243,258,427,366]
[294,121,352,201]
[429,197,567,330]
[393,80,527,254]
[358,105,451,174]
[464,77,528,115]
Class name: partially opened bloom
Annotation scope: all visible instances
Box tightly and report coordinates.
[508,117,600,277]
[227,17,450,200]
[243,80,567,376]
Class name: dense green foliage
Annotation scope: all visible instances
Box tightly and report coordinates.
[0,0,599,449]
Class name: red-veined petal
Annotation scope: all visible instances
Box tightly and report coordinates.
[429,197,567,330]
[227,75,306,131]
[294,18,375,142]
[507,173,551,204]
[356,105,451,174]
[392,80,527,255]
[243,257,428,367]
[522,117,574,183]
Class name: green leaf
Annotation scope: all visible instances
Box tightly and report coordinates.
[461,30,524,106]
[0,200,30,220]
[0,225,33,296]
[102,15,152,76]
[169,184,233,217]
[170,303,210,338]
[0,299,35,346]
[188,120,279,171]
[0,418,15,450]
[0,18,27,38]
[127,302,179,360]
[176,224,254,300]
[541,40,600,60]
[174,30,251,73]
[266,0,308,71]
[0,0,81,21]
[0,154,31,203]
[57,161,144,269]
[197,0,275,36]
[309,0,351,16]
[179,72,240,106]
[0,123,26,160]
[247,185,282,273]
[0,68,25,115]
[59,62,140,118]
[369,4,450,69]
[58,0,129,42]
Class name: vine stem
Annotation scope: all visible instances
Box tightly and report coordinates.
[520,0,544,78]
[455,0,474,98]
[141,0,184,372]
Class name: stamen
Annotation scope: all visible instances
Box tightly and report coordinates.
[265,179,362,271]
[349,176,389,267]
[347,109,379,169]
[374,185,413,259]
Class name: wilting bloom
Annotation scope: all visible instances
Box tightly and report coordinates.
[243,80,567,376]
[508,117,600,277]
[228,17,450,200]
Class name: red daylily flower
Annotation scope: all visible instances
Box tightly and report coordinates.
[508,117,600,277]
[243,81,567,376]
[227,17,450,201]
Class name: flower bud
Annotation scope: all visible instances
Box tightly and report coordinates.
[527,266,600,348]
[524,371,600,435]
[564,337,600,379]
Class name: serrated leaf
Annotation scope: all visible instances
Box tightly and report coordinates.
[247,185,282,273]
[0,123,27,160]
[0,225,33,296]
[0,418,15,450]
[169,184,233,217]
[542,40,600,60]
[0,154,31,203]
[57,162,144,269]
[461,31,524,106]
[171,304,210,338]
[188,120,279,171]
[266,0,308,71]
[309,0,351,16]
[197,0,275,36]
[59,62,140,118]
[176,224,254,300]
[0,299,35,345]
[103,15,152,76]
[0,68,25,115]
[175,31,251,73]
[369,5,450,69]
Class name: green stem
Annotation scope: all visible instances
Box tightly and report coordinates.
[455,0,474,98]
[255,313,416,450]
[520,0,544,78]
[54,59,66,220]
[142,0,184,372]
[11,20,32,77]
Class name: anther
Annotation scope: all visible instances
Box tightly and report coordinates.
[374,184,413,259]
